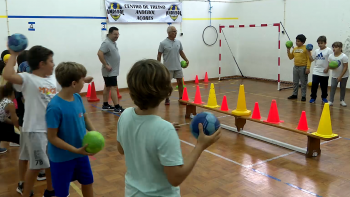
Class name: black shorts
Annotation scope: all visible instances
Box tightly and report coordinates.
[103,76,118,87]
[0,121,19,144]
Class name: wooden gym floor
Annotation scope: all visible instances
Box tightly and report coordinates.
[1,78,350,197]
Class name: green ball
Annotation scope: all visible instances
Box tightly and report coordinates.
[329,61,339,69]
[181,60,187,68]
[286,41,293,48]
[82,131,105,154]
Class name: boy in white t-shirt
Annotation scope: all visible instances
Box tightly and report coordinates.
[327,42,349,107]
[307,36,333,104]
[3,46,57,197]
[3,46,93,197]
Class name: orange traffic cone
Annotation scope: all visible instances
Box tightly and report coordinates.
[220,95,229,111]
[251,102,261,120]
[296,111,309,131]
[263,100,283,124]
[86,84,91,98]
[195,75,199,84]
[204,72,209,83]
[193,85,204,104]
[88,82,100,102]
[117,87,122,98]
[182,87,189,101]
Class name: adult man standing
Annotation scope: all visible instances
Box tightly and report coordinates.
[157,26,189,105]
[98,27,124,113]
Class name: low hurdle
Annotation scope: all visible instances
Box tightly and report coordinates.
[180,84,339,158]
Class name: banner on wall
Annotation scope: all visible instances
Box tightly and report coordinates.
[105,0,182,23]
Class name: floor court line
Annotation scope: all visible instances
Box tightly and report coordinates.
[179,139,323,197]
[70,182,83,197]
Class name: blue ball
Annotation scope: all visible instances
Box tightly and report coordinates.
[306,44,313,51]
[190,112,220,139]
[8,33,28,52]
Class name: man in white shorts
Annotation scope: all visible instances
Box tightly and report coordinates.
[157,26,189,105]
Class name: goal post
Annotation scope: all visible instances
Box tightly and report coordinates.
[218,23,293,91]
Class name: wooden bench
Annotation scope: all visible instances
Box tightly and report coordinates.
[179,100,339,158]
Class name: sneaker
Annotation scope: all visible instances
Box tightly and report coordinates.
[322,98,328,103]
[9,142,20,147]
[102,104,114,111]
[328,101,333,106]
[43,189,55,197]
[113,105,125,114]
[340,100,347,107]
[301,97,306,102]
[0,148,7,154]
[309,98,316,103]
[288,95,298,99]
[37,172,46,181]
[165,98,170,105]
[16,182,34,196]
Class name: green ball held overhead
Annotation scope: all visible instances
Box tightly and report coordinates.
[285,41,293,48]
[82,131,105,154]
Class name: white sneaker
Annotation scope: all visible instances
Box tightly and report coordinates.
[328,101,333,106]
[340,101,347,107]
[9,142,20,147]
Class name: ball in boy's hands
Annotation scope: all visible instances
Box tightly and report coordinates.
[181,60,187,68]
[190,112,220,139]
[329,61,340,69]
[8,33,28,52]
[82,131,105,154]
[286,41,293,48]
[306,44,313,51]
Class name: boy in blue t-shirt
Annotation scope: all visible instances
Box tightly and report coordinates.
[117,59,221,196]
[46,62,95,197]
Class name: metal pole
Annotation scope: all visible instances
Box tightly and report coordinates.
[221,124,307,154]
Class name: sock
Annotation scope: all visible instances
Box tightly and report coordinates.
[103,102,108,106]
[19,181,24,184]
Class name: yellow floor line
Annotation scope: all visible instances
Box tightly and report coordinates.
[0,15,7,18]
[70,182,83,196]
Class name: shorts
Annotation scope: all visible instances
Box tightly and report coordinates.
[50,156,94,197]
[169,70,183,79]
[19,132,50,169]
[103,76,118,87]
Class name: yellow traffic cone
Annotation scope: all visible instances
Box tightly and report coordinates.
[204,83,220,108]
[312,103,338,138]
[232,84,251,116]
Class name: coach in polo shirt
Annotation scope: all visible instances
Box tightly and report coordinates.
[97,26,124,113]
[157,25,189,105]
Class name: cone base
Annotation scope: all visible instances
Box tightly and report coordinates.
[220,109,229,111]
[312,132,338,138]
[263,120,284,124]
[88,98,100,102]
[252,117,261,120]
[204,104,220,108]
[231,110,251,116]
[296,127,309,131]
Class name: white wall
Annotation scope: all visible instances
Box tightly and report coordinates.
[2,0,350,92]
[0,0,9,49]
